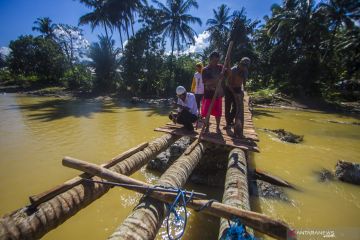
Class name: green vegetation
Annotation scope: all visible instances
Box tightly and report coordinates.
[0,0,359,101]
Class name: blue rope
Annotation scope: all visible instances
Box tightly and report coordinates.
[166,189,194,240]
[221,218,257,240]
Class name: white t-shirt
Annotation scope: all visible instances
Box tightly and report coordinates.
[177,92,198,115]
[194,72,204,94]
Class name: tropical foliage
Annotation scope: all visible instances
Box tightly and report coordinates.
[1,0,359,101]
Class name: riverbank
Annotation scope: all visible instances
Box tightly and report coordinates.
[1,84,359,114]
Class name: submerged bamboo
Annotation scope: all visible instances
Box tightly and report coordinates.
[0,134,178,240]
[108,140,206,240]
[219,148,251,239]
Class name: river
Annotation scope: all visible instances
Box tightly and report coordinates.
[0,94,359,239]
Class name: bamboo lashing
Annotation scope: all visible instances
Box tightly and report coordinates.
[62,157,294,240]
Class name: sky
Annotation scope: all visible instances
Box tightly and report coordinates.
[0,0,281,51]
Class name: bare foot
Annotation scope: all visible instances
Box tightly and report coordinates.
[216,127,221,134]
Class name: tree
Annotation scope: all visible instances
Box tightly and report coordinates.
[78,0,112,39]
[318,0,360,61]
[89,36,121,92]
[153,0,201,93]
[8,35,66,86]
[107,0,146,50]
[54,24,89,65]
[32,17,56,39]
[154,0,202,56]
[206,4,232,53]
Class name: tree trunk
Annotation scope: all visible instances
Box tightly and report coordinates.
[131,13,135,37]
[108,141,206,240]
[104,23,109,40]
[0,134,179,240]
[118,25,124,51]
[218,148,251,239]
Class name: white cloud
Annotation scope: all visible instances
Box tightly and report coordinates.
[163,30,210,56]
[0,47,11,57]
[182,31,210,55]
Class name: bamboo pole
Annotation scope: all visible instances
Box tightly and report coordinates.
[62,154,292,240]
[29,141,149,206]
[108,140,206,240]
[0,134,179,240]
[219,148,251,239]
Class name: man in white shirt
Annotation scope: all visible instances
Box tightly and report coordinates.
[169,86,198,131]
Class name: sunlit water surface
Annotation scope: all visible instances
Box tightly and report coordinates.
[0,94,359,239]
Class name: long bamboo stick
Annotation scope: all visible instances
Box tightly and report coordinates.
[29,142,149,206]
[0,134,179,240]
[62,156,293,240]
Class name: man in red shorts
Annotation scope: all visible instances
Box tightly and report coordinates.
[201,51,225,133]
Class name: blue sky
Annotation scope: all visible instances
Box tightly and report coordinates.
[0,0,281,49]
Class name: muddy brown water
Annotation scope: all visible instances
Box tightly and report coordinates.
[0,94,359,239]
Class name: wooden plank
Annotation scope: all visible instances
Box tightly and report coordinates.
[154,128,260,152]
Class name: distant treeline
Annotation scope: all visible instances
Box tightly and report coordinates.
[0,0,359,100]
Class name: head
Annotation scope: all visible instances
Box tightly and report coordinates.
[239,57,250,69]
[195,62,203,73]
[209,51,220,66]
[176,86,187,101]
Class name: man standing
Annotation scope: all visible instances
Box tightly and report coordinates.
[169,86,198,131]
[224,57,250,137]
[190,62,204,110]
[201,52,224,133]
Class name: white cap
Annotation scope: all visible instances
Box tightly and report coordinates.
[176,86,186,95]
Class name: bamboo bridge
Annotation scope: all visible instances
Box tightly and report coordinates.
[0,93,295,240]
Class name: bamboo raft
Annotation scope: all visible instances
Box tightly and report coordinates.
[0,94,295,240]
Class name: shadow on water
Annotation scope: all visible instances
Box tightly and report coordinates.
[252,108,280,118]
[5,97,171,122]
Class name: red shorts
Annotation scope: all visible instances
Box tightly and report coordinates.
[201,97,222,117]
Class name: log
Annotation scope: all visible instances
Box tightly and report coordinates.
[29,142,149,206]
[219,148,251,239]
[62,154,292,240]
[108,140,206,240]
[0,134,179,240]
[255,169,296,189]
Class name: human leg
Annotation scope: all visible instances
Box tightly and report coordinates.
[176,109,197,131]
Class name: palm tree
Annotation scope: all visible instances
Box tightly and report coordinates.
[32,17,56,39]
[317,0,360,60]
[154,0,202,56]
[78,0,112,39]
[89,35,121,92]
[107,0,146,50]
[206,4,232,54]
[206,4,232,34]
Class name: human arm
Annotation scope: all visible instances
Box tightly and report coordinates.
[191,76,196,93]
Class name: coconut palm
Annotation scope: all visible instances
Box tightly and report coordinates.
[89,35,121,92]
[78,0,112,39]
[153,0,202,56]
[106,0,146,50]
[32,17,56,39]
[206,4,232,34]
[205,4,232,54]
[318,0,360,60]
